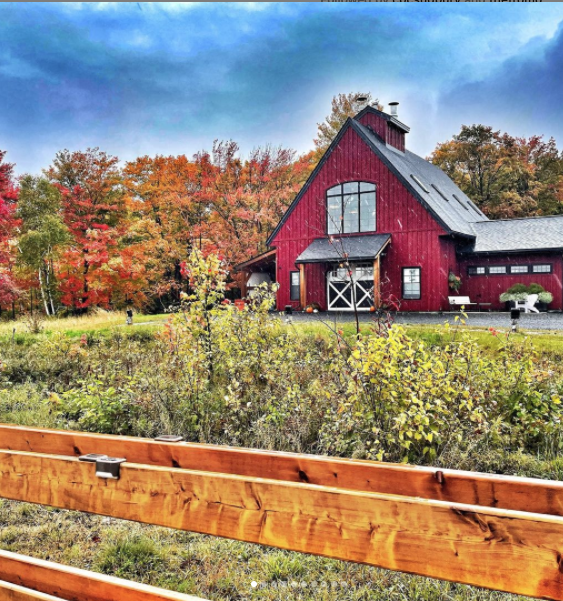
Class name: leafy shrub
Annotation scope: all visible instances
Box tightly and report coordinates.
[57,381,140,434]
[319,323,562,462]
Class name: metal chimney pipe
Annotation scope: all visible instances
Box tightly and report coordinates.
[389,102,399,118]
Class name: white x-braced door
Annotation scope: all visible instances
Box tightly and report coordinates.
[327,263,374,311]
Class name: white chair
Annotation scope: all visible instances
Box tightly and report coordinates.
[515,294,539,314]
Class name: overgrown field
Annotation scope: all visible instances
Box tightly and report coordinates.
[2,255,563,600]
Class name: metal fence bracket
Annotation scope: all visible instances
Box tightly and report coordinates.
[95,456,127,480]
[155,435,184,443]
[78,453,108,463]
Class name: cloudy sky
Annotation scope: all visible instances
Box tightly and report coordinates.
[2,2,563,175]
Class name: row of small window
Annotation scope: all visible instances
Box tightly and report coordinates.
[468,264,552,276]
[327,182,376,235]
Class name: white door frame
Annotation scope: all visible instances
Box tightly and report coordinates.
[327,263,374,311]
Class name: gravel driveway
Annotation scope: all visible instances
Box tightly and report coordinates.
[284,311,563,331]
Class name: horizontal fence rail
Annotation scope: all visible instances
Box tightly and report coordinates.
[0,579,61,601]
[0,550,205,601]
[1,423,563,516]
[2,425,563,599]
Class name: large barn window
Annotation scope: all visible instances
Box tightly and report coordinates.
[402,267,421,300]
[326,182,376,234]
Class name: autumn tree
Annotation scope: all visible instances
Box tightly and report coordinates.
[313,92,380,162]
[205,141,310,271]
[16,176,69,315]
[123,153,216,309]
[431,125,563,219]
[46,148,127,310]
[0,150,19,309]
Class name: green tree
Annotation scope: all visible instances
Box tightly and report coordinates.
[313,93,380,162]
[16,176,69,315]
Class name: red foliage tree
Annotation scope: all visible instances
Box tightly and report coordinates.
[47,148,126,310]
[0,150,19,307]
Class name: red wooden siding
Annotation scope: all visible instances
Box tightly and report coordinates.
[458,254,563,310]
[386,123,406,153]
[271,126,449,312]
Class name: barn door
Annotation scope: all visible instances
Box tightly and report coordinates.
[327,263,374,311]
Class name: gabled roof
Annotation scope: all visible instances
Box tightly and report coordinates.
[295,234,391,264]
[459,215,563,254]
[267,112,487,246]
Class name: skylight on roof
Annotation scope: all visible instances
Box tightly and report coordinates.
[453,193,469,211]
[431,184,449,201]
[410,174,429,193]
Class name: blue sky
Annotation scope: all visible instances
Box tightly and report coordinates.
[2,2,563,175]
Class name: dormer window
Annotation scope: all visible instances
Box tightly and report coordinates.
[326,182,376,235]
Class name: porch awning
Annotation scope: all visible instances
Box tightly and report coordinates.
[295,234,391,264]
[234,249,276,272]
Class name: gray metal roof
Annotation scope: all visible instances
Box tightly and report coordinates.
[295,234,391,264]
[350,120,488,237]
[460,216,563,254]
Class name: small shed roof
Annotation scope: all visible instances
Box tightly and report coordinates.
[295,234,391,264]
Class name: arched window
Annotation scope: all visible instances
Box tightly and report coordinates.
[326,182,376,235]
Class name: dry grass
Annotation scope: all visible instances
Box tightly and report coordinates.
[0,310,169,338]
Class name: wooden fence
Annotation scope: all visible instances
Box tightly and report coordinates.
[1,423,563,599]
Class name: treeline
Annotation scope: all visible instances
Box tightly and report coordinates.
[0,143,313,314]
[1,94,563,315]
[431,125,563,219]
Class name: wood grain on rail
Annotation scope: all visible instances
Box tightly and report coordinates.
[1,450,563,600]
[1,423,563,516]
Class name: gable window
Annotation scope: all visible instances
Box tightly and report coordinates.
[533,264,552,273]
[326,182,376,235]
[290,271,300,301]
[402,267,421,300]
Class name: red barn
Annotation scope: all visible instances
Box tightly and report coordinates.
[238,104,563,312]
